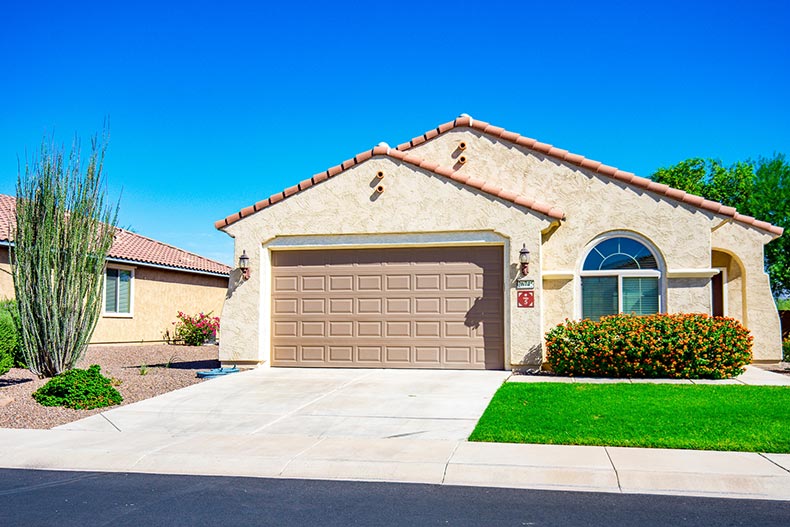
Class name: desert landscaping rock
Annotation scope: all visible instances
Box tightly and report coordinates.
[0,344,218,429]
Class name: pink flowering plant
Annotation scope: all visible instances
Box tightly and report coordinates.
[173,311,220,346]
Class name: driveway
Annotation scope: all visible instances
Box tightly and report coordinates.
[58,368,510,440]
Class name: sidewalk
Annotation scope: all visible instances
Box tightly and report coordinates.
[0,366,788,501]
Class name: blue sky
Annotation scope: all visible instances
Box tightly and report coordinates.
[1,0,788,265]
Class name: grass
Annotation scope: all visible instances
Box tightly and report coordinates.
[469,383,790,453]
[777,298,790,310]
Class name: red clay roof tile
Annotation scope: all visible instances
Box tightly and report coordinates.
[216,116,783,237]
[394,117,783,236]
[215,148,565,229]
[0,194,230,276]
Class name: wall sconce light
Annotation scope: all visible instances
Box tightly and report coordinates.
[519,244,531,276]
[239,249,251,280]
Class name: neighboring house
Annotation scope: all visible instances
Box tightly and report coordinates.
[0,194,230,344]
[215,115,783,370]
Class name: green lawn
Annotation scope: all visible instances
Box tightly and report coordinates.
[469,383,790,453]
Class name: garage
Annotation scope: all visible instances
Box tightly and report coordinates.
[270,246,504,369]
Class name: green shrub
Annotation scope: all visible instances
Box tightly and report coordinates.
[0,310,17,376]
[783,337,790,362]
[32,365,123,409]
[173,311,220,346]
[0,299,24,368]
[545,313,752,379]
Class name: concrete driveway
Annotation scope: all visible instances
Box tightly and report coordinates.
[58,368,509,440]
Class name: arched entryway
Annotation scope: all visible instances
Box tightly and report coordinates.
[711,249,746,322]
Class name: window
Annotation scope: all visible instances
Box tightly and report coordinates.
[105,267,133,315]
[580,236,661,321]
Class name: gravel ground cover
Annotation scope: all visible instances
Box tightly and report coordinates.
[0,344,219,429]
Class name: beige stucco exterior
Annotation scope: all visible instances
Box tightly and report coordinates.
[219,157,552,368]
[0,246,228,344]
[0,246,12,301]
[91,265,227,344]
[219,126,783,367]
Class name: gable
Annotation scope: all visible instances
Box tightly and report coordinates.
[221,155,556,245]
[397,115,782,237]
[215,146,564,230]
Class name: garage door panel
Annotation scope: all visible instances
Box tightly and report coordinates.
[329,298,353,314]
[415,297,441,314]
[385,298,411,314]
[358,346,383,362]
[386,275,411,290]
[386,346,411,363]
[301,346,325,361]
[386,321,411,337]
[329,275,354,291]
[329,346,353,362]
[357,321,383,337]
[271,246,504,369]
[357,298,383,314]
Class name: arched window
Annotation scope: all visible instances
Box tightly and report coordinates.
[580,235,662,321]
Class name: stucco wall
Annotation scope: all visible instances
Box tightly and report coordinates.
[220,156,552,368]
[0,247,12,300]
[92,266,227,344]
[0,246,228,345]
[711,222,781,360]
[408,128,781,360]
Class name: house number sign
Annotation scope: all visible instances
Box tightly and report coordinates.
[517,291,534,308]
[516,279,535,290]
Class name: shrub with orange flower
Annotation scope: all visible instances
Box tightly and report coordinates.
[545,313,752,379]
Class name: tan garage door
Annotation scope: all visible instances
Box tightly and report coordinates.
[270,246,504,369]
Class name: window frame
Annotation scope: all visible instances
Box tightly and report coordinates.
[577,232,665,320]
[102,264,135,318]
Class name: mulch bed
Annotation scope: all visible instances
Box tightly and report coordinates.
[0,344,219,429]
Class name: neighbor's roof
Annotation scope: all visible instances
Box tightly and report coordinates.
[0,194,230,276]
[215,115,783,237]
[215,146,565,229]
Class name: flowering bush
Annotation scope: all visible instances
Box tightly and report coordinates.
[545,313,752,379]
[783,336,790,362]
[173,311,220,346]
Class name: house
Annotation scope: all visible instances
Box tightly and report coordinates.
[0,194,230,344]
[215,115,783,370]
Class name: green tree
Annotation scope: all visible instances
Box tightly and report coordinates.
[749,154,790,298]
[12,132,118,378]
[651,154,790,298]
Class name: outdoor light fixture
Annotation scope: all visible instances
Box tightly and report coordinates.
[519,244,531,276]
[238,250,251,280]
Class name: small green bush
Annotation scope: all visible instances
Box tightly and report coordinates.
[0,299,24,368]
[32,365,123,409]
[0,309,17,376]
[783,337,790,362]
[545,313,752,379]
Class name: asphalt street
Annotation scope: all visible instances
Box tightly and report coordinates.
[0,469,788,526]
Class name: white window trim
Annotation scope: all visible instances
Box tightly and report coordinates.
[102,264,135,318]
[576,231,666,319]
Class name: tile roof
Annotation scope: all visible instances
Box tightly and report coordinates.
[396,115,784,237]
[215,146,565,229]
[0,194,230,276]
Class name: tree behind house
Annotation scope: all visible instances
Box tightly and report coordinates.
[12,132,118,378]
[651,154,790,298]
